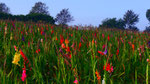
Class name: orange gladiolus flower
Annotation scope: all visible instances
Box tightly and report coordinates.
[95,70,101,80]
[132,44,134,51]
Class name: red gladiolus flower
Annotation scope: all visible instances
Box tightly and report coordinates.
[66,47,71,52]
[79,42,81,49]
[69,54,71,58]
[106,63,110,71]
[71,34,73,37]
[51,30,54,34]
[60,35,64,45]
[28,42,30,47]
[98,51,104,55]
[108,35,110,41]
[36,49,40,54]
[104,63,114,73]
[116,49,119,55]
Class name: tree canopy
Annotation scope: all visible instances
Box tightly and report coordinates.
[99,18,125,29]
[0,3,10,14]
[55,8,74,25]
[123,10,139,30]
[29,2,49,15]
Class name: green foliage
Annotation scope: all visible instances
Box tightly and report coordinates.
[0,20,149,84]
[99,18,125,29]
[29,2,49,15]
[146,9,150,22]
[144,26,150,33]
[27,13,55,24]
[0,3,10,14]
[0,13,55,24]
[55,8,74,25]
[123,10,139,30]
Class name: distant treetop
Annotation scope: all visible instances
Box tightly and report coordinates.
[0,2,10,14]
[55,8,74,25]
[29,2,49,15]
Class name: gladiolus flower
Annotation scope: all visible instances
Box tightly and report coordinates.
[103,63,114,73]
[116,49,119,55]
[111,66,114,72]
[66,47,70,52]
[108,35,110,41]
[41,39,43,43]
[21,69,27,82]
[36,49,40,54]
[74,78,78,84]
[51,30,54,34]
[71,34,73,37]
[98,51,104,55]
[102,45,105,50]
[102,34,104,38]
[65,39,69,47]
[103,49,107,55]
[12,52,21,66]
[132,44,134,51]
[106,63,110,71]
[95,70,101,80]
[147,59,149,62]
[61,43,66,49]
[14,45,17,51]
[92,39,94,46]
[56,37,58,41]
[65,39,69,44]
[60,35,64,45]
[79,42,81,49]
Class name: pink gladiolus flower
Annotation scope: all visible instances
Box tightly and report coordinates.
[147,59,149,62]
[21,69,27,82]
[74,78,78,84]
[111,66,114,72]
[14,45,17,51]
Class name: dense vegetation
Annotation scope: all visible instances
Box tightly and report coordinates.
[0,13,55,24]
[0,20,149,84]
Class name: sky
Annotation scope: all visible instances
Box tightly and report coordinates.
[1,0,150,31]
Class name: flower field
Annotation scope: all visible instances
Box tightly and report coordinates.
[0,20,150,84]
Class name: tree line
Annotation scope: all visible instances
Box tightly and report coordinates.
[0,2,150,32]
[0,2,73,25]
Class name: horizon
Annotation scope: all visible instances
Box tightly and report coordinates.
[1,0,150,31]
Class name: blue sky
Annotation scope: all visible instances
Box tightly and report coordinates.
[1,0,150,30]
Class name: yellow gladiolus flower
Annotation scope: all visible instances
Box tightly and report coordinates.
[12,52,21,66]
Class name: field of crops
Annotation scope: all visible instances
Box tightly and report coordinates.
[0,20,149,84]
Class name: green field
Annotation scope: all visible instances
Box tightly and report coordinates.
[0,20,150,84]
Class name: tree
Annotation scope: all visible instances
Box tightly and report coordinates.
[146,9,150,23]
[145,9,150,32]
[27,13,55,24]
[55,8,74,25]
[29,2,49,15]
[0,3,10,14]
[144,26,150,33]
[123,10,139,30]
[99,18,125,29]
